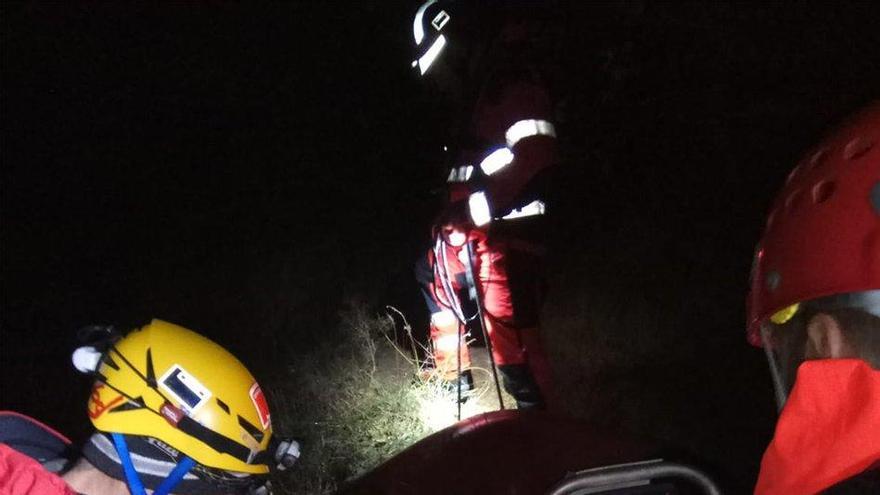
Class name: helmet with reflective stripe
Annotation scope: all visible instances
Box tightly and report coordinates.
[747,102,880,345]
[411,0,454,76]
[87,319,273,474]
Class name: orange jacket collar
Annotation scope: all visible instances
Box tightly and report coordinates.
[755,359,880,494]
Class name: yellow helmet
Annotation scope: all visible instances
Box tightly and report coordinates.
[85,319,273,474]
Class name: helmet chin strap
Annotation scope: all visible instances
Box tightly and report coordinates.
[763,343,788,412]
[111,433,196,495]
[760,324,790,412]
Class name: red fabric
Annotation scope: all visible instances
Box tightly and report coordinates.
[0,443,76,495]
[447,182,471,204]
[429,231,553,399]
[342,410,653,495]
[755,359,880,494]
[429,315,471,380]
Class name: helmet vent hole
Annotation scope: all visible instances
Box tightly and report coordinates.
[216,398,231,414]
[784,189,802,212]
[239,415,264,442]
[812,180,836,204]
[103,354,120,371]
[843,137,874,161]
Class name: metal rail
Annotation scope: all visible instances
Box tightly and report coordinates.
[546,459,722,495]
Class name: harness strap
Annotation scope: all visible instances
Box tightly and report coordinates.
[154,456,196,495]
[111,432,196,495]
[112,433,147,495]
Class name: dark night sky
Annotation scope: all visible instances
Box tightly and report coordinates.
[2,3,435,355]
[2,1,880,488]
[2,2,439,434]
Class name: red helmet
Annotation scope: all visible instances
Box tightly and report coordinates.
[747,101,880,346]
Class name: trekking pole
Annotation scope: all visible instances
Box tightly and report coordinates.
[456,318,463,420]
[464,240,505,410]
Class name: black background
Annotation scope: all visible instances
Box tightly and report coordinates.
[3,2,879,489]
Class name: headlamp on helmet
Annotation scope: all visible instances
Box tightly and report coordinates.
[72,320,295,494]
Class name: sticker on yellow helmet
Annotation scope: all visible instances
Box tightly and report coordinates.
[159,365,212,415]
[249,383,271,430]
[769,303,800,325]
[88,383,125,419]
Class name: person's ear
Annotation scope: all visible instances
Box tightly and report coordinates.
[805,313,851,359]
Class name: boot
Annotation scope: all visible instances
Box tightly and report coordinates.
[441,369,475,403]
[497,364,545,410]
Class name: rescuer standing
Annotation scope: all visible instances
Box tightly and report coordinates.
[410,0,559,409]
[747,102,880,493]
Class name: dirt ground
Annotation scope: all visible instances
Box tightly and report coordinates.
[376,338,515,428]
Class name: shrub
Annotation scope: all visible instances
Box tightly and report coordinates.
[266,301,451,494]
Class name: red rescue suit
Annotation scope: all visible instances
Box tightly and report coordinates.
[755,359,880,494]
[0,412,76,495]
[419,70,558,409]
[0,444,76,495]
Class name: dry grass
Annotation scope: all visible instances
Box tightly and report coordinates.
[264,301,497,494]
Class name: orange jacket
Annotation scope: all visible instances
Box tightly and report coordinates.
[755,359,880,494]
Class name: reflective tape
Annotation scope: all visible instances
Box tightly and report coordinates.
[434,334,460,352]
[468,191,492,227]
[501,200,546,220]
[479,147,514,176]
[416,34,446,75]
[446,165,474,183]
[505,119,557,148]
[413,0,436,44]
[431,310,457,327]
[431,10,450,31]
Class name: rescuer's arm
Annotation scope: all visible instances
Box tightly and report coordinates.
[0,444,77,495]
[486,134,557,216]
[468,79,558,223]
